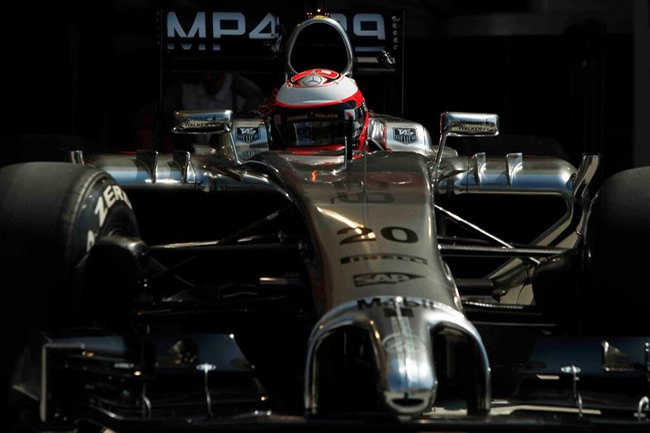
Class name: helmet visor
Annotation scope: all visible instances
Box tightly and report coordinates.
[288,120,348,147]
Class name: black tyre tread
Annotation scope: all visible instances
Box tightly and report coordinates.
[583,166,650,332]
[0,162,138,423]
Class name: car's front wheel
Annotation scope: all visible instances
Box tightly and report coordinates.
[0,162,139,428]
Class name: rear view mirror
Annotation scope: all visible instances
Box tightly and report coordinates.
[435,111,499,167]
[172,110,233,134]
[441,112,499,137]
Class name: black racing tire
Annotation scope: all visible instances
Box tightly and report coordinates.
[582,166,650,333]
[0,162,138,425]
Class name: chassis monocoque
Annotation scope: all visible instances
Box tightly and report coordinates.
[2,11,650,433]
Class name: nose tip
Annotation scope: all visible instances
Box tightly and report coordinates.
[385,391,431,414]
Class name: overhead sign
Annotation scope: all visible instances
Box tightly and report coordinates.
[162,10,403,58]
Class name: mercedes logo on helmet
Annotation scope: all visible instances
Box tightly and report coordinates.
[301,73,324,87]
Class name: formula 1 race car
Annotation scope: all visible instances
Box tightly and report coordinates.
[2,9,650,433]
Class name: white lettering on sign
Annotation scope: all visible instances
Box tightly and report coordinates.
[213,12,245,38]
[167,11,207,50]
[330,13,348,31]
[249,12,278,39]
[353,14,385,40]
[166,12,386,51]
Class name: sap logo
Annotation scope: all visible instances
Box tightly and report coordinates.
[353,272,422,287]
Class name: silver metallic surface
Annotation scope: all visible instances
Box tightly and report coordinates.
[439,243,568,258]
[602,341,639,373]
[84,110,597,417]
[173,150,191,183]
[304,296,490,415]
[505,152,523,186]
[441,112,500,137]
[436,112,499,167]
[137,150,159,184]
[436,154,578,197]
[172,109,233,134]
[230,119,270,163]
[248,150,490,415]
[645,342,650,381]
[197,363,217,418]
[285,16,354,77]
[572,154,600,200]
[67,149,85,165]
[638,396,649,421]
[367,116,438,157]
[561,364,583,417]
[254,150,460,312]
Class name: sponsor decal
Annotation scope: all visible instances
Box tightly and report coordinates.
[331,192,394,204]
[286,112,341,122]
[382,332,427,353]
[353,272,422,287]
[290,69,341,87]
[287,114,310,122]
[238,149,265,160]
[236,127,260,143]
[337,225,418,245]
[313,112,339,119]
[340,253,427,265]
[95,184,132,227]
[357,297,441,311]
[87,184,132,252]
[393,127,417,144]
[452,119,494,134]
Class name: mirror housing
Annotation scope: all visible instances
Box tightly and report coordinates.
[172,110,233,134]
[441,112,499,137]
[436,111,499,167]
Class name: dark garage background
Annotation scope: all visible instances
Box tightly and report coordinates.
[0,0,642,188]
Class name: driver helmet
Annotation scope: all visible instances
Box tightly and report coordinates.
[272,69,369,151]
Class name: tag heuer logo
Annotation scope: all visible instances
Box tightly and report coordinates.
[393,128,417,144]
[353,272,423,287]
[236,127,260,143]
